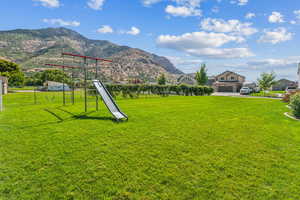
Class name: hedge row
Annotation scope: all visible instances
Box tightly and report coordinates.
[101,84,214,98]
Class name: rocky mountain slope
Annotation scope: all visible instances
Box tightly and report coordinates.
[0,27,183,82]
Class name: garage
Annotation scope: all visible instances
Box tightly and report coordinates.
[217,86,233,92]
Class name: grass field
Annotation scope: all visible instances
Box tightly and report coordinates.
[8,86,36,91]
[1,92,300,199]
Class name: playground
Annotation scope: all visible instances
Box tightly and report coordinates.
[1,91,300,199]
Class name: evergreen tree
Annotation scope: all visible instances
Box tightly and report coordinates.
[195,64,208,85]
[157,73,166,85]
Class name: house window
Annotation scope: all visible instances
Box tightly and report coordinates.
[220,77,225,81]
[231,76,235,80]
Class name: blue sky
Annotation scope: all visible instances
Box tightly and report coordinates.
[1,0,300,81]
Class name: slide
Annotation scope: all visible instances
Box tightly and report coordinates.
[93,80,128,120]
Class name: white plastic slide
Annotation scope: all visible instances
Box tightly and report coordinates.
[93,80,128,120]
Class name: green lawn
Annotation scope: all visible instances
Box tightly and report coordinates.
[8,86,36,91]
[1,92,300,199]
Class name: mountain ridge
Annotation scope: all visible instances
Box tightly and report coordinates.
[0,27,183,82]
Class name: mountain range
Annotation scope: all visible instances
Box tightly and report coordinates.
[0,27,183,82]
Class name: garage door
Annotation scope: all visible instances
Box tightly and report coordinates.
[218,86,233,92]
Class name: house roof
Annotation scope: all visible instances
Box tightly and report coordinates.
[277,78,295,83]
[215,71,245,79]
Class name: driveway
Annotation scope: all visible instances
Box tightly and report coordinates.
[212,92,281,100]
[212,92,241,97]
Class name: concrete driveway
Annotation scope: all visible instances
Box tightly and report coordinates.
[212,92,281,99]
[212,92,241,97]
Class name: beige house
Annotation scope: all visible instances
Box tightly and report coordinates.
[213,71,245,92]
[177,74,197,85]
[0,76,8,95]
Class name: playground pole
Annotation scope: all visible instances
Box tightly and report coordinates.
[84,57,88,112]
[71,56,75,105]
[0,80,3,112]
[95,60,99,111]
[34,88,37,104]
[63,65,66,106]
[62,53,66,106]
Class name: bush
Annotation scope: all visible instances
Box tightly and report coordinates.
[289,93,300,118]
[282,91,297,103]
[101,84,214,98]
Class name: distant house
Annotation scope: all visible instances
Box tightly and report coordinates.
[177,74,197,85]
[213,71,245,92]
[272,79,297,91]
[243,82,257,89]
[0,76,8,95]
[207,76,216,86]
[43,81,71,91]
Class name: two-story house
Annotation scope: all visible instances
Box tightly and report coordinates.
[213,71,245,92]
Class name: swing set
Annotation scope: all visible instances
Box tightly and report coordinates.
[43,52,128,120]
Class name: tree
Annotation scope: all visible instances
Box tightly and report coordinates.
[157,73,166,85]
[0,59,25,87]
[26,70,71,86]
[195,64,208,85]
[257,72,277,93]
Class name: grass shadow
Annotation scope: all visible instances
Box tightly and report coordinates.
[72,115,115,121]
[56,107,120,123]
[44,108,64,122]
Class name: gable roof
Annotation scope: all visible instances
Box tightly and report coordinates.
[215,71,245,79]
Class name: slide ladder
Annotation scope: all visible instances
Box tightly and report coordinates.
[93,80,128,120]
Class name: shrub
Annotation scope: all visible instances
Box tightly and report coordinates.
[290,93,300,118]
[101,84,214,98]
[282,91,297,103]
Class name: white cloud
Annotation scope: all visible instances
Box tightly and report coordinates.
[247,58,300,69]
[245,12,255,19]
[157,32,254,59]
[290,20,297,25]
[142,0,162,6]
[225,57,300,81]
[165,56,204,72]
[230,0,248,6]
[185,47,254,58]
[200,18,258,36]
[123,27,141,35]
[97,25,113,34]
[268,12,284,23]
[258,27,293,44]
[33,0,60,8]
[142,0,203,17]
[165,5,201,17]
[87,0,105,10]
[294,10,300,19]
[237,0,248,6]
[43,18,80,27]
[166,56,203,65]
[142,0,203,7]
